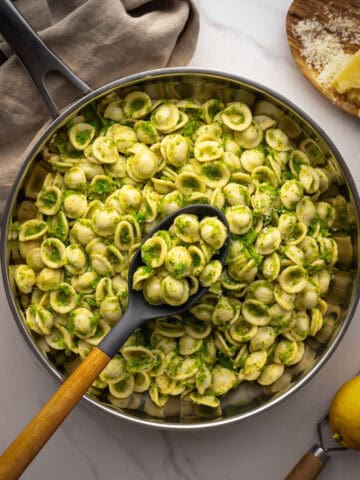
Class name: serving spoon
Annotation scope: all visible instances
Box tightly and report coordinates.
[0,204,230,480]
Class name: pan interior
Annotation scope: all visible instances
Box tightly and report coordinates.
[3,71,360,429]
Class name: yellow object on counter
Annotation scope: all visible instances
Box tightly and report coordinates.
[329,375,360,450]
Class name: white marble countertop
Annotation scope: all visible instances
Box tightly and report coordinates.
[1,0,360,478]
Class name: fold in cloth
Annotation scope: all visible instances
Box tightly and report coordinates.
[0,0,199,216]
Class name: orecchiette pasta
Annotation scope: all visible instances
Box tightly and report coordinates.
[10,90,345,415]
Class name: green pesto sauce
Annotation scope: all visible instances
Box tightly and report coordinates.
[262,145,274,156]
[141,243,160,266]
[248,302,266,317]
[166,358,181,377]
[24,222,46,238]
[89,178,116,200]
[288,269,302,282]
[90,277,100,290]
[218,354,235,370]
[57,286,71,305]
[321,247,332,263]
[86,297,97,308]
[126,358,149,374]
[102,118,116,129]
[259,183,278,198]
[171,261,187,278]
[192,108,204,121]
[87,119,99,128]
[308,215,330,237]
[90,313,100,328]
[75,130,91,145]
[155,230,171,245]
[48,221,66,241]
[287,224,303,242]
[202,163,221,180]
[132,212,148,225]
[262,214,274,227]
[244,245,263,267]
[48,246,61,263]
[279,347,294,363]
[183,177,199,190]
[241,228,258,246]
[204,269,216,283]
[236,322,252,335]
[130,98,145,112]
[182,118,198,138]
[196,372,207,384]
[113,378,128,392]
[292,157,303,174]
[282,171,295,181]
[141,121,155,134]
[75,293,84,303]
[120,289,128,299]
[187,319,207,334]
[182,195,208,206]
[191,253,201,267]
[138,121,156,137]
[142,266,155,276]
[148,352,162,373]
[208,102,221,119]
[91,323,104,339]
[273,204,287,216]
[48,131,68,154]
[107,250,121,265]
[39,189,58,208]
[119,227,131,244]
[52,333,66,348]
[131,328,146,346]
[66,317,75,334]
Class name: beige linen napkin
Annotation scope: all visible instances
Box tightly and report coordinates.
[0,0,199,215]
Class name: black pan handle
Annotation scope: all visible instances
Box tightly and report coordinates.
[0,0,92,118]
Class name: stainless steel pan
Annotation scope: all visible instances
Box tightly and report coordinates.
[1,0,360,430]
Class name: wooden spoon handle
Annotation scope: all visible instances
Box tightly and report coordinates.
[285,446,329,480]
[0,347,110,480]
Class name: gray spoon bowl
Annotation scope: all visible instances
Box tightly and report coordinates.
[99,204,231,358]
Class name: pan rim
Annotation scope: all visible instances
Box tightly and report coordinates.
[2,66,360,430]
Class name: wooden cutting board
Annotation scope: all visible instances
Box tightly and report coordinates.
[286,0,360,117]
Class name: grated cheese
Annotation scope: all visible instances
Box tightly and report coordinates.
[294,19,340,71]
[324,6,360,45]
[292,7,360,88]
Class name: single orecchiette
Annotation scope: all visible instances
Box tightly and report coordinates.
[222,102,252,131]
[14,265,36,294]
[68,122,95,150]
[49,283,77,314]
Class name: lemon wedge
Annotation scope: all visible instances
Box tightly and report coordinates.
[329,375,360,450]
[333,50,360,94]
